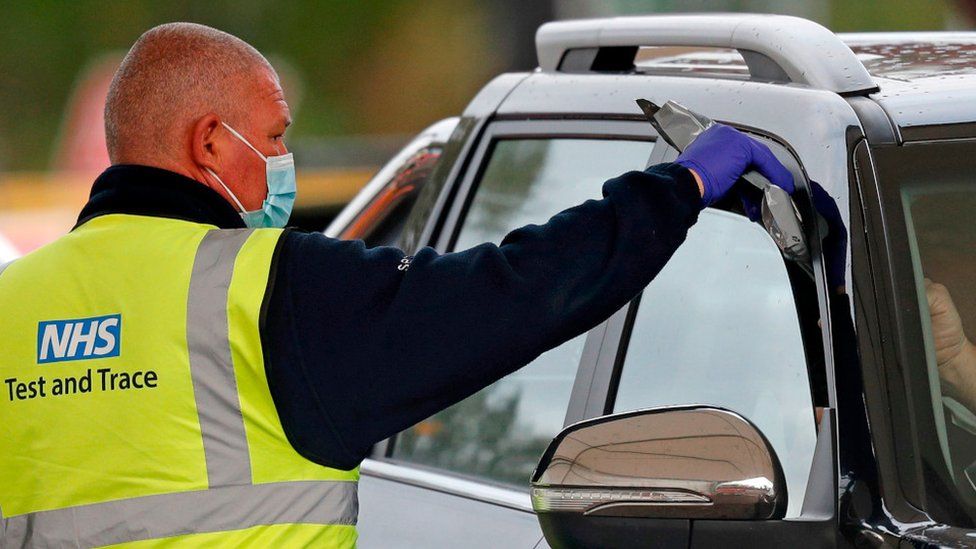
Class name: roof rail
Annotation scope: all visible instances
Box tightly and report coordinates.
[536,14,879,95]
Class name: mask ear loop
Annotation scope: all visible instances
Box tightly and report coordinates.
[221,122,268,161]
[206,167,249,214]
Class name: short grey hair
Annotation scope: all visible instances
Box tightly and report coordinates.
[104,22,274,163]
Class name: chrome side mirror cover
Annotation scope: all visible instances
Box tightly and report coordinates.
[530,406,787,522]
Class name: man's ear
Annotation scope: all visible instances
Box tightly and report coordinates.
[190,113,222,171]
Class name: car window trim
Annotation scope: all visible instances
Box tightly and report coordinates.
[564,302,637,424]
[359,458,535,514]
[849,138,930,522]
[562,313,609,426]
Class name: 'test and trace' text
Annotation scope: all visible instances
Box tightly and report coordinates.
[5,368,158,402]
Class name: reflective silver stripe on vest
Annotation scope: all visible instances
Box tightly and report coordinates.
[0,260,13,278]
[2,479,357,548]
[187,229,254,487]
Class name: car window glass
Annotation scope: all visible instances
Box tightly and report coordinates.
[870,141,976,523]
[904,186,976,510]
[905,188,976,360]
[613,209,817,518]
[392,137,653,486]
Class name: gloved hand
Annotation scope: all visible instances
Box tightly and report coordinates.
[676,124,795,206]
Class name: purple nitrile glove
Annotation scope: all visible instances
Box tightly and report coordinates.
[675,124,795,206]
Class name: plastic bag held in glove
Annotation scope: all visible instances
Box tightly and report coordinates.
[675,124,795,206]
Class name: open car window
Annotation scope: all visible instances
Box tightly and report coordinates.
[610,207,818,518]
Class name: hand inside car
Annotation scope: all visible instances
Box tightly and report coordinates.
[676,124,795,205]
[926,279,976,411]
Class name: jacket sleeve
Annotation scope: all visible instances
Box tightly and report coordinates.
[262,163,702,469]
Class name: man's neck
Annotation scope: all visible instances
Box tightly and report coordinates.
[75,164,246,230]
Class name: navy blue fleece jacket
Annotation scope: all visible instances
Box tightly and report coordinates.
[76,162,702,470]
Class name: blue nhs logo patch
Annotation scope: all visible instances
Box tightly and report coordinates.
[37,314,121,364]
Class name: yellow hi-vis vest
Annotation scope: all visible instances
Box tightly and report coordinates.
[0,214,358,548]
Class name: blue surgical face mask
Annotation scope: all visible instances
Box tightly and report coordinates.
[206,122,296,229]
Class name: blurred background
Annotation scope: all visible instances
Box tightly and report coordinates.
[1,0,975,255]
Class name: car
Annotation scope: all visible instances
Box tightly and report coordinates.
[325,13,976,548]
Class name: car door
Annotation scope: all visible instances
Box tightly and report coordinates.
[356,120,660,548]
[601,205,822,517]
[619,135,827,516]
[533,130,838,548]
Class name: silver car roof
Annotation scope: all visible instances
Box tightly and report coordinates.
[533,15,976,130]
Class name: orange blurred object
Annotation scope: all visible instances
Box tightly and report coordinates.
[413,419,444,437]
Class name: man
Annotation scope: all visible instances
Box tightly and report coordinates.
[0,23,793,547]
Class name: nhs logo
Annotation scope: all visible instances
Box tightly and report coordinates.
[37,314,121,364]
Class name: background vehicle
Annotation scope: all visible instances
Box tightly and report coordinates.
[0,232,17,263]
[326,14,976,547]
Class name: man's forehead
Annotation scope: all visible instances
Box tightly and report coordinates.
[250,66,291,125]
[252,67,283,98]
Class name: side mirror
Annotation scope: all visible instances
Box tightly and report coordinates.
[531,406,787,546]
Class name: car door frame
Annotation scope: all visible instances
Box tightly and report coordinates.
[565,125,846,545]
[587,127,834,411]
